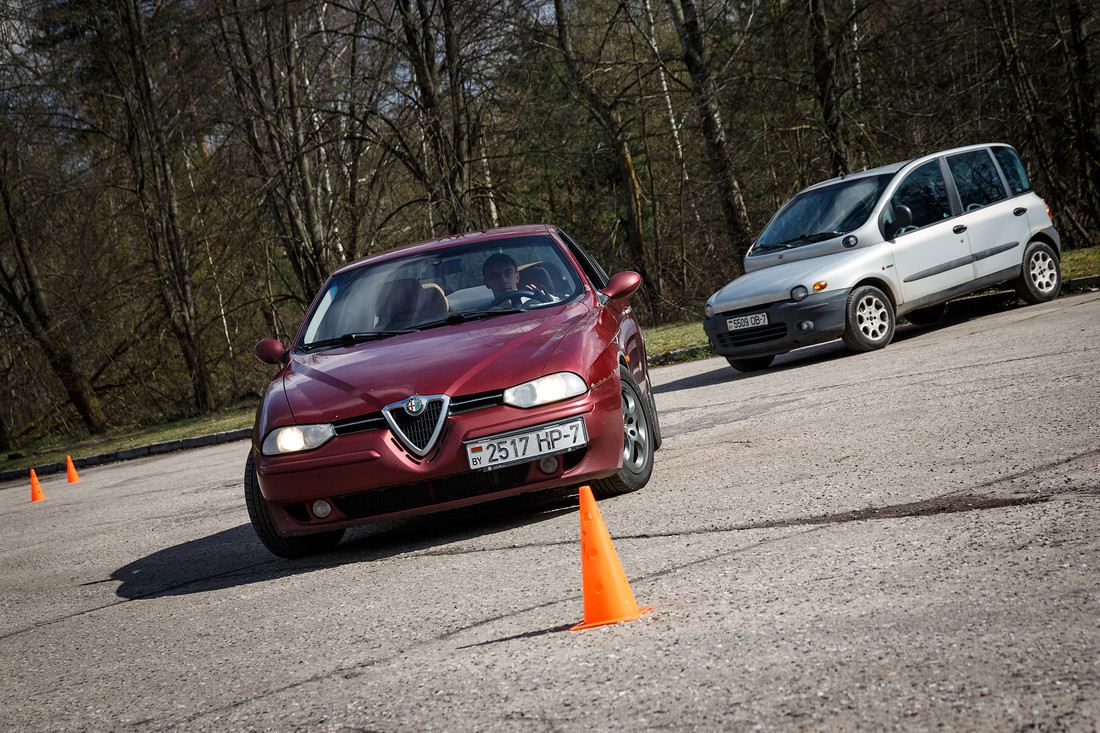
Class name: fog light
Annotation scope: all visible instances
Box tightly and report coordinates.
[539,456,559,474]
[797,320,814,332]
[312,499,332,519]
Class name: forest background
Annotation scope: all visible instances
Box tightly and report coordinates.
[0,0,1096,452]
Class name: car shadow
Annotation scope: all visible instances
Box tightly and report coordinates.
[654,293,1026,395]
[654,341,850,394]
[112,486,580,600]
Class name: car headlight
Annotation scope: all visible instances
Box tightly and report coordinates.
[261,424,336,455]
[504,372,587,408]
[791,285,809,302]
[705,303,714,317]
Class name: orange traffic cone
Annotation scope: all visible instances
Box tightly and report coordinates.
[30,469,47,503]
[571,485,653,630]
[65,455,81,483]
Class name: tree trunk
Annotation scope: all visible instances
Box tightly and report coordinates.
[665,0,754,270]
[0,148,109,434]
[119,0,215,413]
[552,0,656,295]
[808,0,848,175]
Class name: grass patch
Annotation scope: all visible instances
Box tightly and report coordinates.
[2,403,256,473]
[1062,243,1100,280]
[644,320,708,356]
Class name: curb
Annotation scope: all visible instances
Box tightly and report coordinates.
[0,428,252,484]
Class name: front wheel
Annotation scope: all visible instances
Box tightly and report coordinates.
[842,285,895,353]
[1015,241,1061,304]
[244,453,344,558]
[593,366,654,498]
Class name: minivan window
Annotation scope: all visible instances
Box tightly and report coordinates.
[948,150,1007,210]
[991,147,1032,195]
[889,160,952,230]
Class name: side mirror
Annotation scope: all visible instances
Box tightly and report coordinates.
[254,338,286,365]
[885,205,913,240]
[600,271,642,300]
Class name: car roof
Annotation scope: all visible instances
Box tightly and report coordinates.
[798,142,1015,195]
[331,224,558,277]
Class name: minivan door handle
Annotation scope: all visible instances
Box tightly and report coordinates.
[1013,207,1027,216]
[953,225,967,234]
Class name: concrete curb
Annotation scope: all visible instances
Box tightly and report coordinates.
[0,428,252,484]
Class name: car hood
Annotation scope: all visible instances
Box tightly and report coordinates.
[276,303,592,423]
[707,255,840,313]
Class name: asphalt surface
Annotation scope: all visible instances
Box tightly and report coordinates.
[1,289,1097,732]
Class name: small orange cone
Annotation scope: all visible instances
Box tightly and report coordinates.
[571,485,653,630]
[30,469,48,503]
[65,455,81,483]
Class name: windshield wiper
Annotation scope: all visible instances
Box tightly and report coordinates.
[301,330,413,351]
[758,230,842,252]
[405,311,502,331]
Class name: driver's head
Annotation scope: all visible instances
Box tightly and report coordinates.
[482,253,519,296]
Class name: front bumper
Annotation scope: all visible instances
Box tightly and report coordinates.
[703,288,849,358]
[253,374,624,536]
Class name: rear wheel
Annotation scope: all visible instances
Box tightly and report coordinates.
[593,366,654,498]
[726,355,775,372]
[842,285,895,353]
[1015,241,1061,304]
[244,453,344,558]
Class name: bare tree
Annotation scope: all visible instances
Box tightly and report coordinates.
[0,141,108,433]
[808,0,848,175]
[551,0,657,295]
[664,0,754,269]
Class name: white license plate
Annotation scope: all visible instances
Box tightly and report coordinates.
[727,312,768,331]
[466,418,588,470]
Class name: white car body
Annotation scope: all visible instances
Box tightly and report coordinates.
[704,143,1061,370]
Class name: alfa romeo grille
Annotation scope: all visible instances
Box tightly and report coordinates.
[382,394,450,457]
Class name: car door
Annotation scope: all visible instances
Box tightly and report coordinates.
[945,148,1028,283]
[886,159,973,304]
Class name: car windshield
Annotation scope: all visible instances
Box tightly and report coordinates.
[297,234,584,351]
[753,173,894,251]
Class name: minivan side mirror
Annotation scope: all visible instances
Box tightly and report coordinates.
[885,205,913,240]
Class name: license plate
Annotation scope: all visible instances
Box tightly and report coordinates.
[727,312,768,331]
[466,418,588,470]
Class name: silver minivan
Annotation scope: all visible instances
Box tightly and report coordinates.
[703,143,1061,371]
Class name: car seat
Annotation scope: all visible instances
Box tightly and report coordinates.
[376,278,423,329]
[417,283,449,320]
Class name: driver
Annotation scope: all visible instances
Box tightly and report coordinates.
[482,253,552,306]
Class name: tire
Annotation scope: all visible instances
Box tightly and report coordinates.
[244,452,344,558]
[644,372,662,452]
[905,302,946,326]
[726,355,775,372]
[1015,241,1061,304]
[842,285,895,353]
[593,366,654,498]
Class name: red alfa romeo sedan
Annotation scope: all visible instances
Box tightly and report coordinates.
[246,225,661,557]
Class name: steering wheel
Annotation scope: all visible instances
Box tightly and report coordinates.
[486,289,551,309]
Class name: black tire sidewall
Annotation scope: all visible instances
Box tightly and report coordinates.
[593,366,654,497]
[244,452,343,558]
[1017,241,1061,304]
[842,285,895,352]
